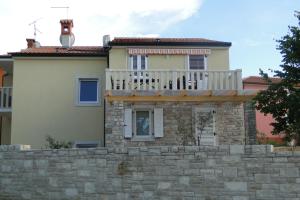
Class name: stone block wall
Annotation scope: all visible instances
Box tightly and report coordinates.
[105,101,246,147]
[1,145,300,200]
[244,101,257,145]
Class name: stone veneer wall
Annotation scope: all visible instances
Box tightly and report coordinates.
[244,101,257,145]
[105,101,246,147]
[1,145,300,200]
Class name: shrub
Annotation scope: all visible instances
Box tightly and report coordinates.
[45,135,72,149]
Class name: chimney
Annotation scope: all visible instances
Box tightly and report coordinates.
[26,38,40,48]
[59,19,75,48]
[26,38,36,48]
[103,35,110,47]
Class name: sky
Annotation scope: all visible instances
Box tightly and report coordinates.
[0,0,299,77]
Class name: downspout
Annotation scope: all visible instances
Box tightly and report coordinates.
[103,46,111,147]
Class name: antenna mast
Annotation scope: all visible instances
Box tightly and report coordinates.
[51,6,70,19]
[28,18,42,40]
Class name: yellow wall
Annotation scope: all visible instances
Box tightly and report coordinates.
[109,47,230,70]
[11,57,107,149]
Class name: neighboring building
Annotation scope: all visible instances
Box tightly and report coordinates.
[243,76,284,143]
[0,19,256,148]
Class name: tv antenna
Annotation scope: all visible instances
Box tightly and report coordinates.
[28,18,42,40]
[51,6,70,19]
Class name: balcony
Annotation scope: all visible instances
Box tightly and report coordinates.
[0,87,12,112]
[106,69,242,91]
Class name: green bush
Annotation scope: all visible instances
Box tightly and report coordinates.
[45,135,72,149]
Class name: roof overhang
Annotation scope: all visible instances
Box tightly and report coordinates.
[109,42,232,47]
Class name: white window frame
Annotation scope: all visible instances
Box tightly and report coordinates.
[187,55,207,71]
[132,109,153,139]
[130,55,148,70]
[75,76,101,106]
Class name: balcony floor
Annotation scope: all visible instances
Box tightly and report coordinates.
[105,89,258,102]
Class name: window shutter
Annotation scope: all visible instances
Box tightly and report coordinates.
[124,108,132,138]
[154,108,164,138]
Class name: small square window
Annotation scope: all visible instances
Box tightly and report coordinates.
[77,78,100,106]
[189,55,205,70]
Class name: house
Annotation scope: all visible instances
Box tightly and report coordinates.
[0,19,256,148]
[243,76,284,144]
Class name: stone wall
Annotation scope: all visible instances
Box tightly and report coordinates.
[105,101,246,147]
[244,101,257,145]
[1,145,300,200]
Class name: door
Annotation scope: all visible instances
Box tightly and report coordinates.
[194,107,216,146]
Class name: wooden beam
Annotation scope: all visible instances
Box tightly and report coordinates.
[106,95,255,102]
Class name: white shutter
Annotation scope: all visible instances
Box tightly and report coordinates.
[154,108,164,138]
[124,108,132,138]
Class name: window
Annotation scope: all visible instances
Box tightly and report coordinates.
[134,110,152,136]
[74,141,100,148]
[76,77,100,106]
[130,55,147,70]
[124,108,164,140]
[189,55,206,70]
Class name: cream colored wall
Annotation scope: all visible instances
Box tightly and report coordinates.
[11,57,107,149]
[109,47,230,70]
[1,115,11,144]
[207,49,229,70]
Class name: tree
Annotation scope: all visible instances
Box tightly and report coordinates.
[254,11,300,142]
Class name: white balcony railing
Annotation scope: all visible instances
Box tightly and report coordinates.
[0,87,12,112]
[106,69,242,91]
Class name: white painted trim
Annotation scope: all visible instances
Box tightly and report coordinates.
[75,75,101,107]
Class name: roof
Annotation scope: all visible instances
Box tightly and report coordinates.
[109,37,231,47]
[243,76,281,85]
[0,54,12,59]
[9,46,107,57]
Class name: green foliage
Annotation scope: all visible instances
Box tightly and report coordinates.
[254,11,300,142]
[45,135,72,149]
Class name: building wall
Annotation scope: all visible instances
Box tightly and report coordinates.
[1,144,299,200]
[0,116,11,144]
[109,47,230,70]
[105,101,245,147]
[11,57,107,148]
[243,83,283,142]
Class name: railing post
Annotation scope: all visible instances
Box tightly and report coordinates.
[236,69,242,91]
[172,71,177,91]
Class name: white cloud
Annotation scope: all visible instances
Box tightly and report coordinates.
[0,0,203,54]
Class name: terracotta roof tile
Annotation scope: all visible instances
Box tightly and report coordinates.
[10,46,107,57]
[243,76,281,85]
[110,37,231,47]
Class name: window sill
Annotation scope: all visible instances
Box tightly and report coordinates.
[75,102,101,107]
[130,136,155,142]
